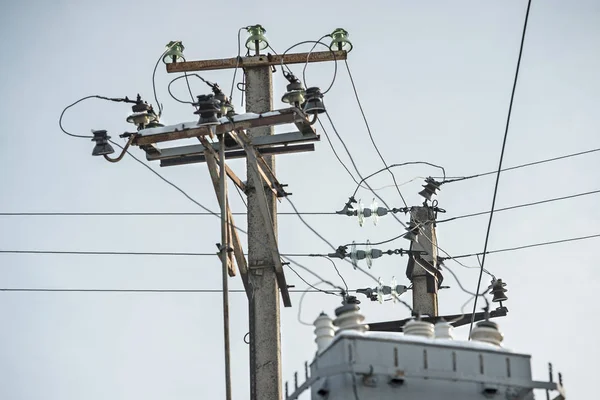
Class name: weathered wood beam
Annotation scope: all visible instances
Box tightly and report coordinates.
[166,50,347,73]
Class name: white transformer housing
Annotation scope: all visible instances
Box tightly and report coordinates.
[285,311,565,400]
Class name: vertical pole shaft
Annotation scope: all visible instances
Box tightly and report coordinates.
[219,134,232,400]
[245,65,281,400]
[408,206,439,317]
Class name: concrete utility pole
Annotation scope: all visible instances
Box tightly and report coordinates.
[245,64,281,400]
[125,33,346,399]
[407,206,440,317]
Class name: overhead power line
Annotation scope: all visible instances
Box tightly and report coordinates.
[444,233,600,260]
[0,250,315,257]
[438,188,600,223]
[6,232,599,260]
[441,146,600,184]
[344,59,408,208]
[0,211,335,217]
[0,288,336,293]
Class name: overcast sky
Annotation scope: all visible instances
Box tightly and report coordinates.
[1,0,599,399]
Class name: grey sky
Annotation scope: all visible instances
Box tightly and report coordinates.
[1,0,599,399]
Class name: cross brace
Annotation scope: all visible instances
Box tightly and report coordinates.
[229,129,292,307]
[202,141,250,296]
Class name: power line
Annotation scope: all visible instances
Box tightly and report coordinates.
[438,188,600,223]
[0,288,330,293]
[470,0,532,338]
[440,146,600,184]
[323,110,408,229]
[0,250,314,257]
[344,59,408,208]
[317,118,361,185]
[0,211,336,216]
[445,233,600,260]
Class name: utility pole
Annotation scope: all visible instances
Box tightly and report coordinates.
[406,205,441,317]
[122,28,347,399]
[122,30,351,400]
[245,56,281,400]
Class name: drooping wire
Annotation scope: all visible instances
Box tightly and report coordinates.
[285,262,342,294]
[59,95,132,139]
[152,42,180,117]
[313,255,349,294]
[317,117,361,185]
[301,36,338,94]
[344,59,408,208]
[323,109,408,229]
[297,280,340,327]
[230,26,252,102]
[350,162,446,199]
[469,0,533,338]
[279,40,338,94]
[265,44,293,75]
[168,73,213,105]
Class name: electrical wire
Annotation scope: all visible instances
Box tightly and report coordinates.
[439,147,600,184]
[7,179,594,219]
[0,211,336,216]
[301,36,338,94]
[109,140,239,228]
[0,250,219,256]
[285,263,341,295]
[0,288,327,293]
[344,59,408,208]
[469,0,532,338]
[167,73,212,105]
[233,184,248,208]
[438,188,600,223]
[351,163,446,199]
[297,280,340,327]
[230,26,249,101]
[59,95,131,139]
[317,118,361,185]
[152,41,181,117]
[447,233,600,260]
[279,40,338,94]
[0,250,336,258]
[284,197,379,284]
[313,255,349,293]
[322,109,408,231]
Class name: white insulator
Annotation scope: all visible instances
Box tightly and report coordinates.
[471,321,504,347]
[434,321,454,340]
[313,312,335,353]
[403,319,434,338]
[333,304,369,334]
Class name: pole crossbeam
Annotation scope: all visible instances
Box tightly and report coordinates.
[165,50,347,73]
[133,107,310,147]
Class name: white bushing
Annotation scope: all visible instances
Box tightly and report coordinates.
[434,320,454,340]
[314,312,335,353]
[404,319,435,338]
[333,304,369,333]
[471,320,504,346]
